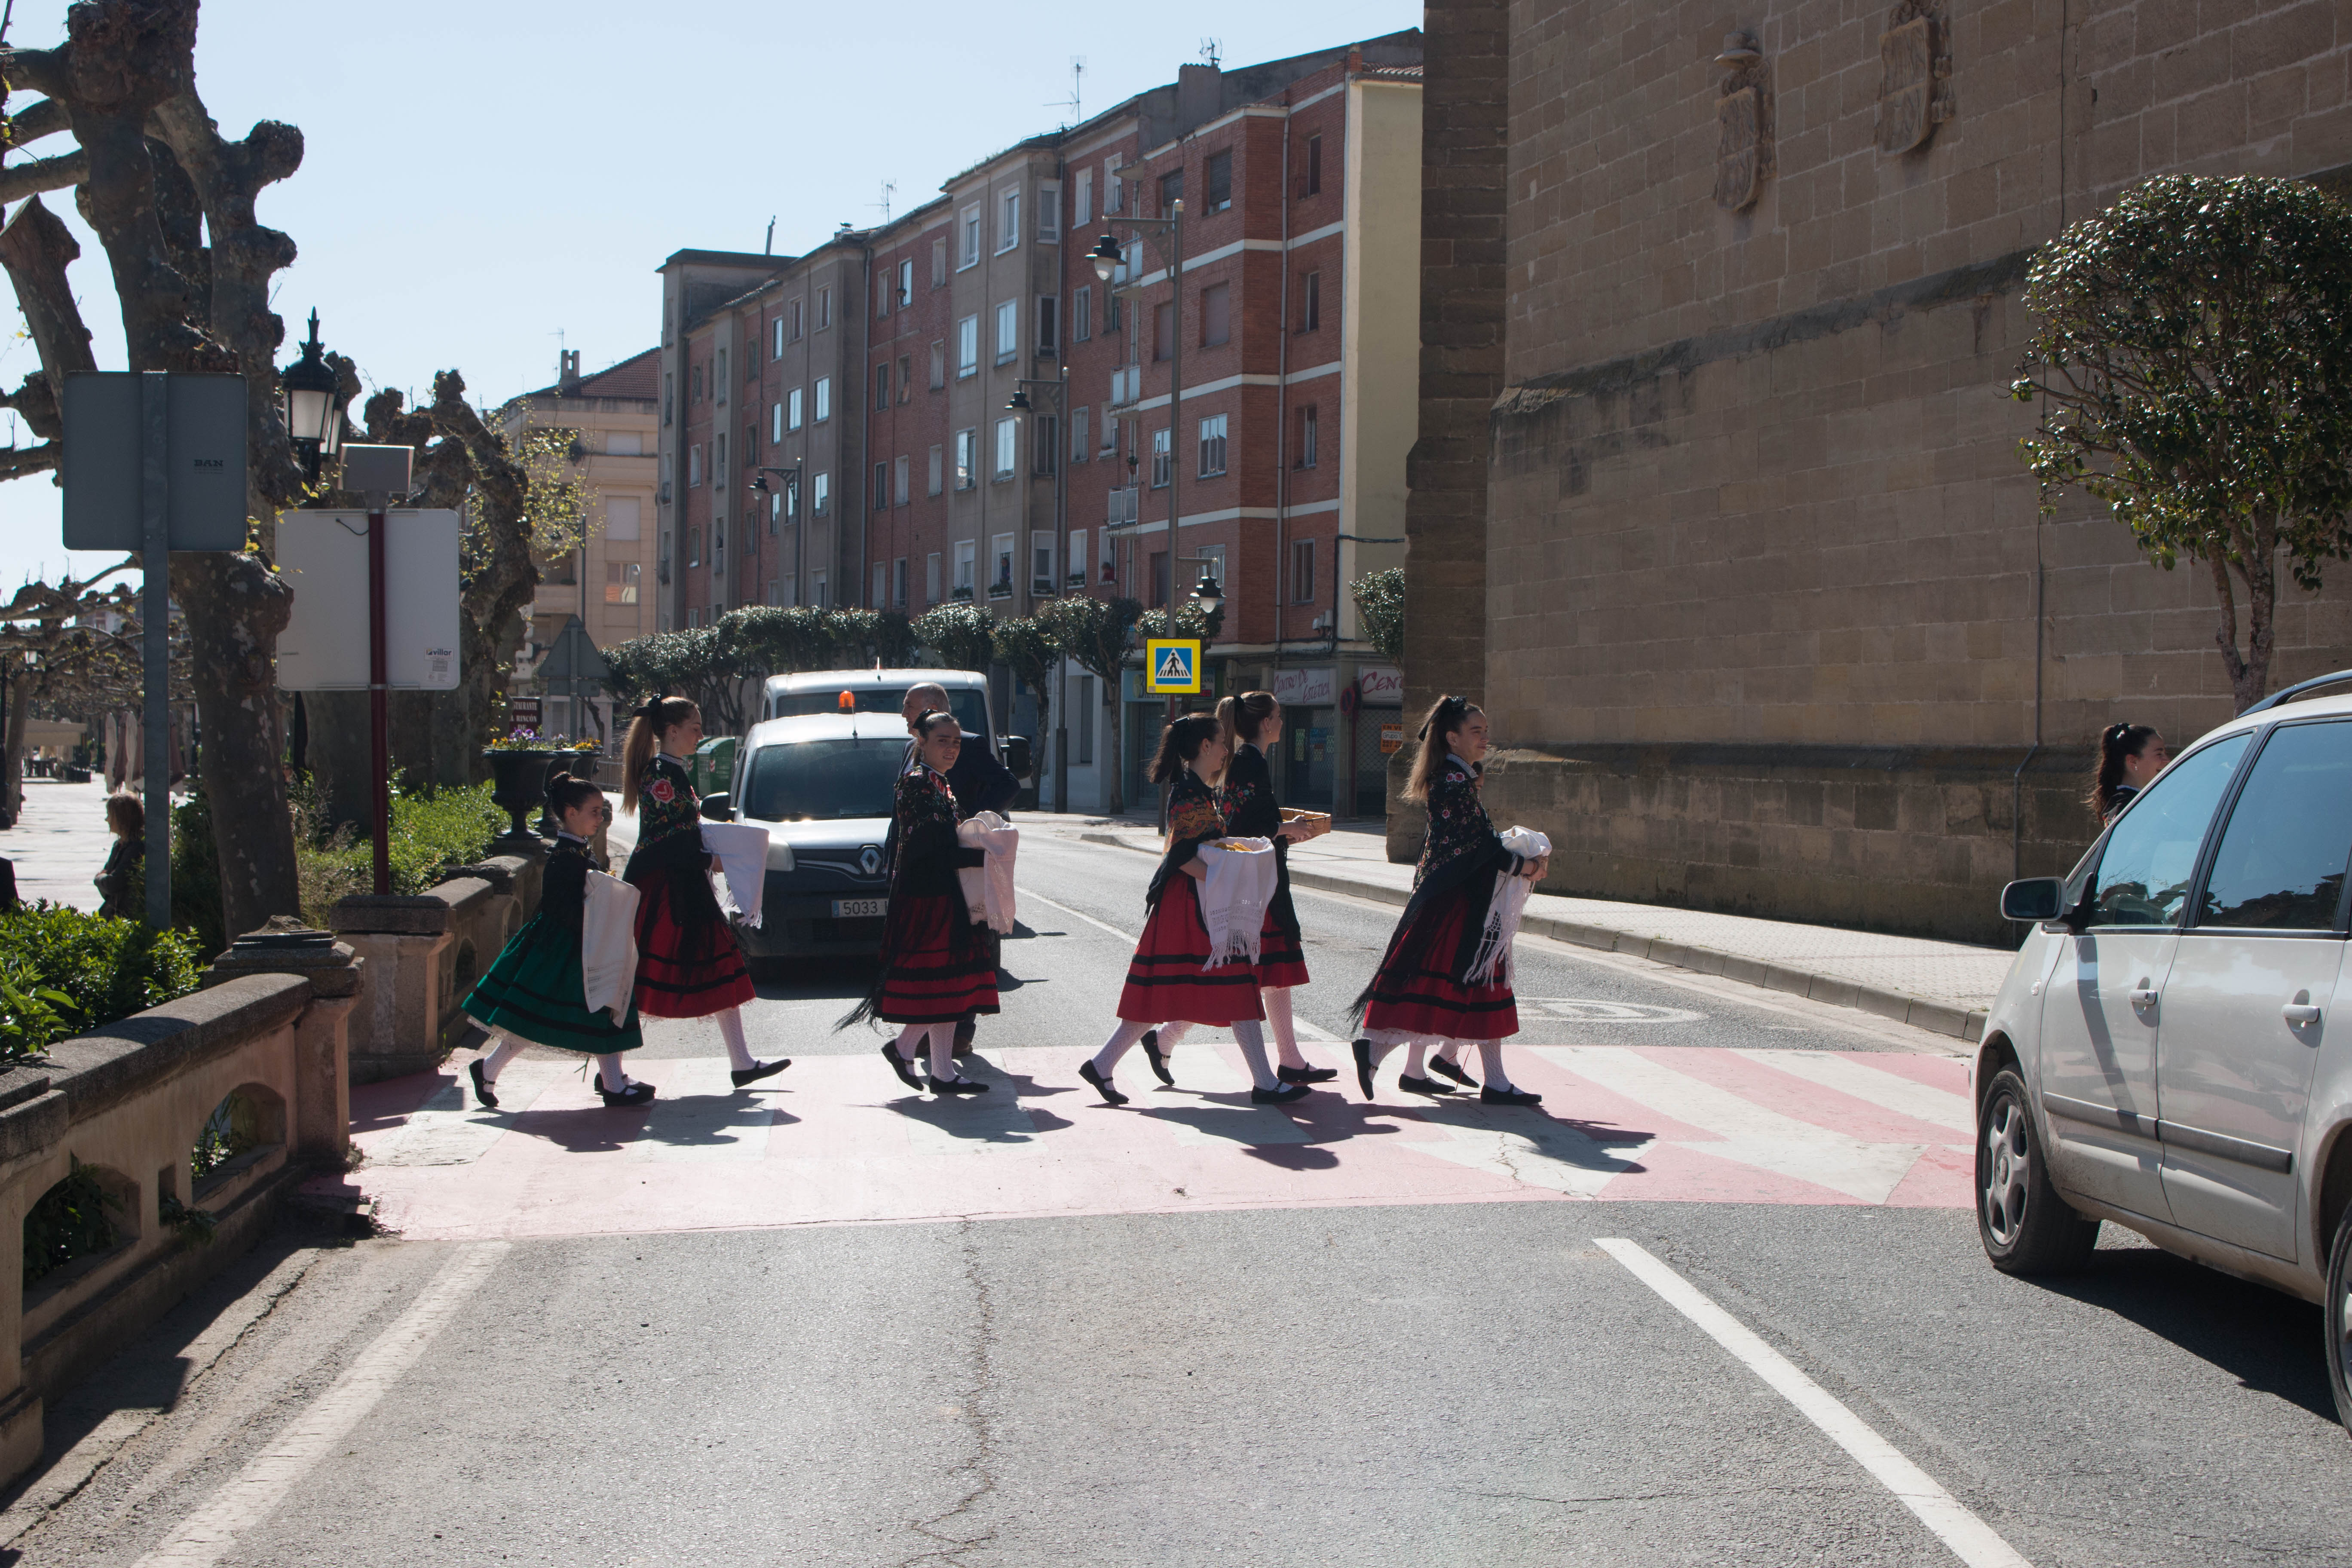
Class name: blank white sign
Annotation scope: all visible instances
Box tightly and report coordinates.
[276,510,462,691]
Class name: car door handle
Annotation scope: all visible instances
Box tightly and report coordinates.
[2130,987,2159,1009]
[2284,1003,2323,1026]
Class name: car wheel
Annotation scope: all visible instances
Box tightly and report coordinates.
[1977,1066,2100,1274]
[2326,1199,2352,1434]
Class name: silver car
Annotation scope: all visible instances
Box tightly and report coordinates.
[1978,671,2352,1431]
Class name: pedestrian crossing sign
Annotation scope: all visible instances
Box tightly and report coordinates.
[1145,638,1201,694]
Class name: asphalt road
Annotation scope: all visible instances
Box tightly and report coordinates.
[8,836,2350,1567]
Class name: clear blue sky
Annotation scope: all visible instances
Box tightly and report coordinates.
[0,0,1421,592]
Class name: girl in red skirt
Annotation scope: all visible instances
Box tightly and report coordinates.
[1348,695,1549,1107]
[619,697,789,1096]
[843,709,995,1096]
[1078,714,1310,1108]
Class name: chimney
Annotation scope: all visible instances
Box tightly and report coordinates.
[558,349,582,394]
[1176,61,1222,134]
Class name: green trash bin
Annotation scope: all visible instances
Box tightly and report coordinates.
[692,735,738,801]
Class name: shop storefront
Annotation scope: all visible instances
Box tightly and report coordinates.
[1351,665,1404,818]
[1271,666,1337,811]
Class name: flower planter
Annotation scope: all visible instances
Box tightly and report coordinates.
[481,749,564,838]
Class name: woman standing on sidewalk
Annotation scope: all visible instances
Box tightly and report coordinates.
[1078,713,1309,1108]
[1349,695,1548,1107]
[845,709,995,1096]
[619,697,789,1097]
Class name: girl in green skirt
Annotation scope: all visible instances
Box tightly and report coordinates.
[465,770,653,1109]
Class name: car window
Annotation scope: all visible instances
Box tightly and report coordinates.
[741,738,906,822]
[2088,733,2251,928]
[2197,721,2352,930]
[770,688,986,737]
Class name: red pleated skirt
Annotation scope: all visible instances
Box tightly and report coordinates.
[1253,903,1311,990]
[1360,885,1518,1041]
[632,875,756,1019]
[878,891,1001,1024]
[1117,875,1265,1026]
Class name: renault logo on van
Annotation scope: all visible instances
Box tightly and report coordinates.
[859,846,882,876]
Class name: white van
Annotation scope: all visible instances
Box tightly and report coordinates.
[755,668,1026,774]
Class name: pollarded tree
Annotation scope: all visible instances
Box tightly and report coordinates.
[2014,173,2352,712]
[912,602,996,675]
[1038,594,1141,816]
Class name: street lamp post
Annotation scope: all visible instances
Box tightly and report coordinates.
[1006,369,1069,811]
[750,464,803,606]
[279,309,344,485]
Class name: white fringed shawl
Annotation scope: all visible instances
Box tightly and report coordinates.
[1197,836,1278,969]
[1463,826,1551,989]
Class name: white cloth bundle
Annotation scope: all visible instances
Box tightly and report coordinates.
[1464,826,1552,989]
[700,822,773,929]
[955,811,1020,934]
[580,870,642,1023]
[1196,836,1278,970]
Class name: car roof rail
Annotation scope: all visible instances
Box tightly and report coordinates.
[2242,668,2352,716]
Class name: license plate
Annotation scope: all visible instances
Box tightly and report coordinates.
[832,898,887,919]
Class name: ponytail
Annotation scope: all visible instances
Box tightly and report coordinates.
[620,695,699,815]
[1216,690,1279,755]
[2090,723,2159,817]
[1150,713,1222,785]
[1405,694,1482,803]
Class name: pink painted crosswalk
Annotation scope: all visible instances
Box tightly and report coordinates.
[316,1044,1977,1240]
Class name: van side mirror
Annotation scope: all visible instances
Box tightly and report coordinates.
[701,793,733,823]
[1002,735,1032,777]
[2000,877,2065,924]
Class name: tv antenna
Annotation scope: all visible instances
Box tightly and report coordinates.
[1048,57,1085,124]
[1199,37,1221,67]
[873,181,896,224]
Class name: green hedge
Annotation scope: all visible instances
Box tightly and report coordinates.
[0,904,204,1061]
[295,781,508,926]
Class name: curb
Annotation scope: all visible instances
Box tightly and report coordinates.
[1075,833,1988,1044]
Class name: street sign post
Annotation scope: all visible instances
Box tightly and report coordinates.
[535,615,609,742]
[61,371,251,930]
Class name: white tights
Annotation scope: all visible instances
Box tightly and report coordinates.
[1094,1018,1278,1091]
[477,1034,632,1093]
[1149,995,1309,1074]
[715,1007,756,1072]
[896,1022,962,1082]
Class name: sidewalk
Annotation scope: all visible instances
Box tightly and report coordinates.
[0,778,118,912]
[1019,810,2012,1042]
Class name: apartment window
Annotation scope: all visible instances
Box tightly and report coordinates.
[1158,168,1183,213]
[812,570,827,607]
[1071,407,1089,462]
[997,188,1020,253]
[769,489,782,533]
[788,387,804,430]
[1036,295,1058,353]
[960,205,981,267]
[1153,300,1174,362]
[876,274,891,318]
[897,259,914,308]
[1303,134,1323,197]
[791,300,805,340]
[1149,549,1169,607]
[605,560,641,605]
[954,539,976,593]
[1205,150,1232,214]
[608,432,644,457]
[814,377,831,422]
[745,422,757,467]
[893,455,910,506]
[817,287,832,328]
[1198,545,1227,612]
[770,401,783,443]
[995,300,1018,364]
[1197,413,1227,478]
[1039,184,1060,241]
[1300,270,1321,332]
[1292,536,1315,602]
[692,363,703,400]
[1030,531,1055,591]
[1201,282,1230,347]
[766,579,781,607]
[1075,675,1095,763]
[893,556,908,608]
[994,417,1017,480]
[1073,285,1092,343]
[663,371,674,426]
[873,562,888,608]
[1068,528,1089,588]
[897,355,913,403]
[1150,426,1171,488]
[1075,168,1093,227]
[772,318,784,358]
[929,342,946,389]
[812,471,830,514]
[746,343,759,380]
[688,527,701,567]
[1298,403,1319,468]
[1033,415,1058,476]
[874,461,890,510]
[715,349,727,402]
[925,552,941,604]
[931,238,947,286]
[875,362,891,410]
[784,477,800,524]
[954,429,976,489]
[688,444,702,487]
[1104,159,1125,213]
[1107,481,1138,527]
[991,533,1015,594]
[928,444,944,496]
[606,496,642,541]
[957,315,979,377]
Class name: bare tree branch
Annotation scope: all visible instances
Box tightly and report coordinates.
[0,147,89,204]
[6,97,74,148]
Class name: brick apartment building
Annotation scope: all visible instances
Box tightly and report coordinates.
[654,31,1424,815]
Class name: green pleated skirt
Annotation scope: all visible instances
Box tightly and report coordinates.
[463,914,644,1054]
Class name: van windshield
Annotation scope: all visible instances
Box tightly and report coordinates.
[740,738,907,822]
[769,687,986,738]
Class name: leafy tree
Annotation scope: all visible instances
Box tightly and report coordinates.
[2014,173,2352,711]
[1351,567,1405,664]
[913,603,997,674]
[1039,595,1142,815]
[827,608,918,668]
[990,617,1056,795]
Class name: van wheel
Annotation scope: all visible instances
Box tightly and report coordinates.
[1977,1068,2099,1274]
[2326,1201,2352,1434]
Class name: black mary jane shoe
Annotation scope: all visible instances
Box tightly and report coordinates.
[1277,1063,1340,1085]
[595,1078,656,1109]
[933,1075,989,1096]
[732,1058,792,1088]
[1351,1038,1377,1101]
[1078,1060,1129,1106]
[881,1043,927,1092]
[1139,1029,1175,1087]
[1252,1082,1312,1106]
[1480,1085,1544,1108]
[1398,1074,1455,1097]
[469,1058,499,1110]
[1427,1056,1477,1087]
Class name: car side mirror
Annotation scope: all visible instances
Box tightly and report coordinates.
[702,793,734,823]
[1003,735,1032,777]
[2000,876,2065,924]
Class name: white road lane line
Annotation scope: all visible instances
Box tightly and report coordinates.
[1596,1239,2032,1568]
[1019,888,1137,943]
[132,1242,511,1568]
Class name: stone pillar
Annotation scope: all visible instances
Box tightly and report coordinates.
[200,922,365,1164]
[1394,0,1512,862]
